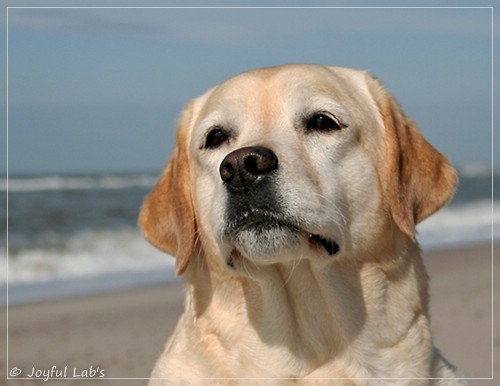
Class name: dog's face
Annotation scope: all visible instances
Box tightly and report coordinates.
[191,66,387,267]
[140,64,456,275]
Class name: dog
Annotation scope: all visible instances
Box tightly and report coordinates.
[140,64,463,385]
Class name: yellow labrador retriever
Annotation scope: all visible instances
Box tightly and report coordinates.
[140,64,463,385]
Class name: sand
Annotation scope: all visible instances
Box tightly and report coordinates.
[1,244,497,385]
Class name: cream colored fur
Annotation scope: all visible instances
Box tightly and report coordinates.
[140,64,463,385]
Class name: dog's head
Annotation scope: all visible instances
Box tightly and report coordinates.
[140,64,456,275]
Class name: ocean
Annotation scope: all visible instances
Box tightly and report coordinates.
[2,166,498,305]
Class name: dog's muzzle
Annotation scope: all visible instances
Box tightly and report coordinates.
[220,146,339,262]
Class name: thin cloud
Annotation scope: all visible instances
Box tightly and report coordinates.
[7,7,494,45]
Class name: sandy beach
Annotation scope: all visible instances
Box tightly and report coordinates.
[1,243,497,385]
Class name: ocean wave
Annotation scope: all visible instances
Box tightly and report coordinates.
[0,173,158,192]
[457,163,498,179]
[458,164,489,178]
[3,228,174,284]
[417,199,499,249]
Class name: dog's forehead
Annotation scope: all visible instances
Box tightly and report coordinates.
[188,64,383,154]
[199,65,370,115]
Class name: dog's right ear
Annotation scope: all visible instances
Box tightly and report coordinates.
[139,102,197,275]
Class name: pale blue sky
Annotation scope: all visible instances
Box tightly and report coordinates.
[2,1,498,174]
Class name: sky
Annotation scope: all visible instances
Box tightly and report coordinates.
[1,0,498,175]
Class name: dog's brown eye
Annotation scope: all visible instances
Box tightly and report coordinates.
[205,128,228,149]
[306,114,342,132]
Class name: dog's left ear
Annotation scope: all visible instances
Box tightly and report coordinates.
[139,102,197,275]
[367,75,457,239]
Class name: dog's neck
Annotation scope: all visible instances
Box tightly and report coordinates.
[239,258,367,365]
[183,239,430,375]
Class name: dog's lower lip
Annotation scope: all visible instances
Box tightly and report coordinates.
[309,233,339,255]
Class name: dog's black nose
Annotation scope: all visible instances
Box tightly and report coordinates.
[220,146,278,190]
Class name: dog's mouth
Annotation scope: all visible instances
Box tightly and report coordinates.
[308,233,340,255]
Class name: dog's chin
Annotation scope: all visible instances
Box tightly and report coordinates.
[230,227,302,263]
[223,225,340,269]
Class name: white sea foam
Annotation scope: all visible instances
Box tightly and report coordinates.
[0,173,157,192]
[458,163,497,178]
[3,228,174,285]
[417,199,499,249]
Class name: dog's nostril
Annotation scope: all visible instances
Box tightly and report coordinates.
[219,146,278,189]
[244,156,259,175]
[220,162,235,183]
[244,149,278,176]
